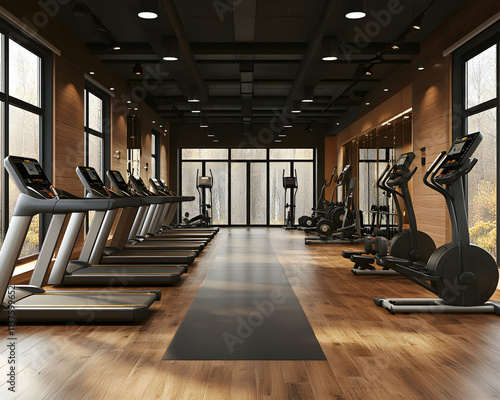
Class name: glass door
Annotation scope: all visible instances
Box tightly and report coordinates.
[230,162,247,225]
[249,162,267,225]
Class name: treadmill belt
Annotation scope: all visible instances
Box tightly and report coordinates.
[163,228,325,360]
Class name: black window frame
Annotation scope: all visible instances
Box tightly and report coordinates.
[179,148,316,227]
[0,18,53,261]
[84,82,110,185]
[452,20,500,264]
[151,129,160,178]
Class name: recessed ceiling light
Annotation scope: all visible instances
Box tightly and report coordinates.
[278,134,286,137]
[383,88,389,92]
[345,0,366,20]
[152,120,155,123]
[138,11,158,19]
[274,139,282,143]
[89,70,95,75]
[113,45,121,51]
[336,122,340,126]
[133,63,143,75]
[208,134,215,137]
[138,0,158,19]
[213,139,219,143]
[391,43,400,50]
[110,86,115,91]
[365,102,370,106]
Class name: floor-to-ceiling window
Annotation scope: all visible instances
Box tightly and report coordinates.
[0,28,51,259]
[180,148,315,226]
[453,22,499,263]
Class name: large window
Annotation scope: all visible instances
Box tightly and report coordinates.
[0,31,51,259]
[453,24,499,263]
[180,148,315,226]
[84,84,109,180]
[151,131,160,179]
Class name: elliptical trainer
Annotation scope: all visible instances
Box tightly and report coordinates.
[183,169,214,227]
[375,132,500,314]
[346,153,436,275]
[298,167,336,228]
[283,169,298,230]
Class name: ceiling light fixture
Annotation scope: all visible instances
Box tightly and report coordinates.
[413,17,423,30]
[138,0,158,19]
[391,43,401,51]
[200,113,209,128]
[291,101,302,113]
[274,139,282,143]
[112,45,121,51]
[364,69,372,76]
[383,88,389,92]
[191,103,201,113]
[418,59,425,71]
[278,134,286,137]
[188,86,200,102]
[321,36,339,61]
[365,102,370,106]
[162,36,179,61]
[89,70,95,75]
[110,85,115,91]
[133,63,143,75]
[302,86,314,103]
[213,139,219,143]
[345,0,366,19]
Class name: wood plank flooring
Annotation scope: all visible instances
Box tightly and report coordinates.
[2,227,500,400]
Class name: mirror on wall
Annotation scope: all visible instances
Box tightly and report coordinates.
[341,112,412,230]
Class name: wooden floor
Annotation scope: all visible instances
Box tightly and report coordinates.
[2,227,500,400]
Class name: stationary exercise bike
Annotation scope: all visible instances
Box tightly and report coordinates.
[375,132,500,314]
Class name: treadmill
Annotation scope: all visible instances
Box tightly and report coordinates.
[120,173,214,241]
[72,167,199,266]
[0,156,160,322]
[77,167,208,250]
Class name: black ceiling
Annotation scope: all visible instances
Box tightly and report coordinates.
[55,0,467,130]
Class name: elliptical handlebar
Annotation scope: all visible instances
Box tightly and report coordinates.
[377,163,393,193]
[464,158,478,175]
[408,166,418,181]
[325,167,336,188]
[424,151,446,190]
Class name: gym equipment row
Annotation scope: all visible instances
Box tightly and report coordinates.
[295,131,500,315]
[0,157,218,323]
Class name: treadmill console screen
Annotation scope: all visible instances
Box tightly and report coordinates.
[76,167,109,197]
[133,176,151,194]
[107,170,134,195]
[8,157,55,198]
[440,132,481,170]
